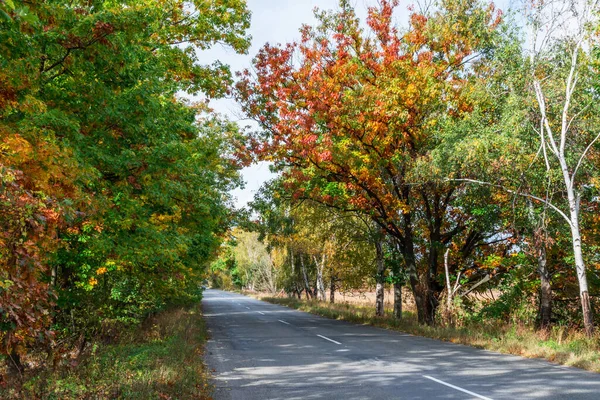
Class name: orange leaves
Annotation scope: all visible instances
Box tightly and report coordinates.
[237,0,502,239]
[317,150,332,163]
[2,134,32,160]
[0,163,60,354]
[405,14,428,47]
[300,134,318,146]
[96,267,108,275]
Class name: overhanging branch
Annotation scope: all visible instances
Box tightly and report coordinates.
[446,178,573,229]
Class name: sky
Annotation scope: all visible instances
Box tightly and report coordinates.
[202,0,514,209]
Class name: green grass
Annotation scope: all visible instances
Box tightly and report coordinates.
[4,305,212,399]
[260,296,600,373]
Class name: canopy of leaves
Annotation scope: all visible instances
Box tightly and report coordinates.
[0,0,250,358]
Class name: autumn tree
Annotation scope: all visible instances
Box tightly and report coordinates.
[1,0,250,366]
[248,180,378,303]
[237,0,504,324]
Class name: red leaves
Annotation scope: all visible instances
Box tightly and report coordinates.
[318,150,332,163]
[300,134,318,146]
[237,0,502,231]
[0,165,64,355]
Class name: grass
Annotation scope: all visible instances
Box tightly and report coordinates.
[259,295,600,374]
[2,304,212,399]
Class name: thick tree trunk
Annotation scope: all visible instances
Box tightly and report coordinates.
[402,217,434,324]
[536,238,552,329]
[393,282,402,319]
[329,276,335,303]
[406,255,432,324]
[375,237,386,317]
[397,187,437,325]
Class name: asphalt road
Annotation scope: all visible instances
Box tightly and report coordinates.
[203,289,600,400]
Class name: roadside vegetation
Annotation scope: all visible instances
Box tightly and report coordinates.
[260,296,600,373]
[1,304,212,399]
[1,0,249,393]
[211,0,600,370]
[3,0,600,395]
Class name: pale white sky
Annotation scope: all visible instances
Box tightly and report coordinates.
[202,0,513,209]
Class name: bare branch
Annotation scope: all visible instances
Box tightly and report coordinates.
[560,38,583,156]
[571,131,600,186]
[446,178,573,228]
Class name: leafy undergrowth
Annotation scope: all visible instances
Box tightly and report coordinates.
[260,296,600,373]
[2,305,212,399]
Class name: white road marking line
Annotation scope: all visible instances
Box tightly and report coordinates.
[423,375,493,400]
[317,334,341,345]
[278,320,291,325]
[245,307,250,310]
[257,311,265,315]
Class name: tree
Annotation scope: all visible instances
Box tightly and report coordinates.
[1,0,251,364]
[249,180,378,304]
[230,229,280,293]
[237,0,503,324]
[527,0,600,336]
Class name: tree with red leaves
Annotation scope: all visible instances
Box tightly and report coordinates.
[237,0,503,324]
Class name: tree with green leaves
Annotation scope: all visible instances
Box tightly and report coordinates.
[237,0,509,324]
[1,0,250,369]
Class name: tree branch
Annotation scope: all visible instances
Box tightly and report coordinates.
[571,130,600,187]
[446,178,573,228]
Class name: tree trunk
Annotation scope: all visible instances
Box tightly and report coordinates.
[566,188,594,336]
[375,237,386,317]
[406,255,431,324]
[581,291,593,336]
[402,215,434,325]
[397,187,436,325]
[536,238,552,330]
[8,350,24,376]
[409,276,435,325]
[314,254,326,301]
[444,248,452,309]
[329,276,335,303]
[393,282,402,319]
[300,255,312,300]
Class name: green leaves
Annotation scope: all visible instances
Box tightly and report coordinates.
[1,0,250,357]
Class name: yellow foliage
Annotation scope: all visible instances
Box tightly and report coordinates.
[150,209,183,229]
